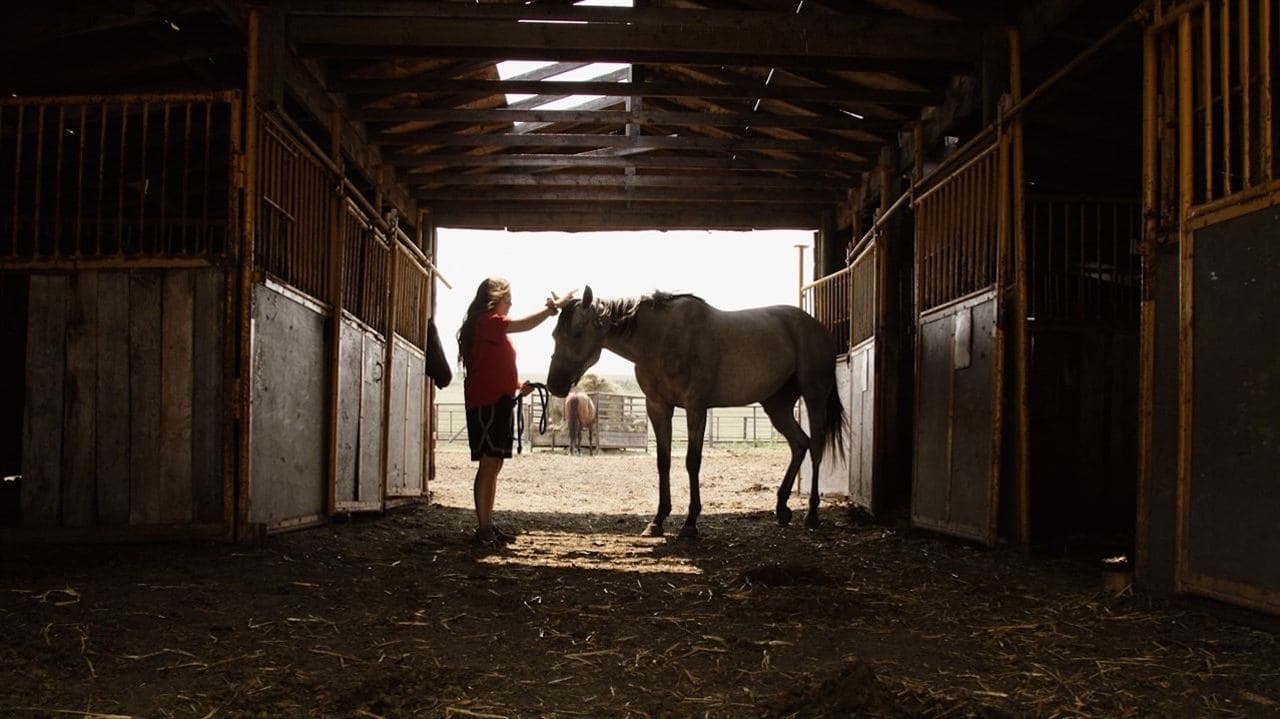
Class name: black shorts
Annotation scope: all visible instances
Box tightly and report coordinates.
[466,395,516,461]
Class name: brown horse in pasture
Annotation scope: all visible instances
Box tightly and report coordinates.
[546,287,845,538]
[564,388,597,456]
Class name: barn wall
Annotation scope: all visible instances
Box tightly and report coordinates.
[249,281,327,527]
[18,268,228,535]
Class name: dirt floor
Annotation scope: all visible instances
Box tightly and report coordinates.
[3,445,1279,718]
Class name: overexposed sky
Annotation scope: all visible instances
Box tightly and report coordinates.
[435,229,815,379]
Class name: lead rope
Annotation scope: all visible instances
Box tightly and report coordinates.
[516,382,550,454]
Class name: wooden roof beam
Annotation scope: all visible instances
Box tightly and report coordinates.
[373,130,877,157]
[426,204,823,231]
[332,77,941,106]
[411,172,854,191]
[290,11,981,69]
[411,187,845,203]
[357,107,902,134]
[389,152,866,174]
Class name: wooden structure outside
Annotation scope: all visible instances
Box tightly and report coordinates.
[527,392,649,452]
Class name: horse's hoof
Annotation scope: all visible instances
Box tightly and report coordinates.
[776,506,793,526]
[640,523,664,537]
[677,525,699,540]
[805,513,821,529]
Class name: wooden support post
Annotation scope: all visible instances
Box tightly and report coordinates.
[1009,27,1031,548]
[325,108,345,515]
[380,168,400,507]
[235,7,262,541]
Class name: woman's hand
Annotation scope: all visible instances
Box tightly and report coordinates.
[519,381,536,397]
[547,289,578,313]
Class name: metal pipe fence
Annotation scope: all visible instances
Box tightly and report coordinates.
[434,402,791,447]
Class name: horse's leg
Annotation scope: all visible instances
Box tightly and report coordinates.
[678,406,707,539]
[642,398,674,537]
[761,390,807,526]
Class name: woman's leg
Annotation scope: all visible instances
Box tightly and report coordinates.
[474,456,504,530]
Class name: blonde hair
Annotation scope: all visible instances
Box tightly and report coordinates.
[456,277,511,370]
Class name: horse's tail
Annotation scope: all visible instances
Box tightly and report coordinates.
[818,378,847,464]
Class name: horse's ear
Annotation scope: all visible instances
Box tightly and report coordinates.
[581,285,593,306]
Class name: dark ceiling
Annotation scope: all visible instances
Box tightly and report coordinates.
[2,1,1143,232]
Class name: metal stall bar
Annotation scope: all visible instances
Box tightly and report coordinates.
[1,91,237,268]
[800,265,852,352]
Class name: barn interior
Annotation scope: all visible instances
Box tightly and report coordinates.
[3,0,1277,618]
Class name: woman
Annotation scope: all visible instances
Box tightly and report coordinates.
[457,277,571,545]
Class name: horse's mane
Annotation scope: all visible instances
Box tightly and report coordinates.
[597,291,704,336]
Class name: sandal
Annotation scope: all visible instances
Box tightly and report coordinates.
[492,525,518,544]
[472,527,502,546]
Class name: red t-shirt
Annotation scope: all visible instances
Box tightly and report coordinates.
[464,311,519,408]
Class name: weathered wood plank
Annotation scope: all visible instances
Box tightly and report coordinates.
[21,274,67,527]
[403,343,425,496]
[96,272,132,525]
[386,344,408,495]
[160,270,195,524]
[192,269,224,523]
[335,317,363,504]
[358,333,385,502]
[61,272,97,527]
[129,271,163,525]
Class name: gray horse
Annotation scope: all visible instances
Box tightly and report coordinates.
[546,287,845,538]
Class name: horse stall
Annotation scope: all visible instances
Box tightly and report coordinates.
[800,186,916,517]
[247,108,441,531]
[910,140,1007,545]
[0,91,444,540]
[1021,195,1140,553]
[1,92,240,539]
[798,266,854,498]
[1137,0,1280,614]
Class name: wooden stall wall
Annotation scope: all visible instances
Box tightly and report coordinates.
[846,246,878,509]
[1185,206,1279,605]
[335,202,389,512]
[1141,0,1280,613]
[19,269,229,537]
[249,281,327,528]
[799,266,853,498]
[385,243,435,500]
[1,92,239,539]
[801,180,914,520]
[246,112,336,531]
[911,142,1006,546]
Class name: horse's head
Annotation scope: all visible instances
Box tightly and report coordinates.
[547,286,606,397]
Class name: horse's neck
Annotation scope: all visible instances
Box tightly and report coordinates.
[600,301,655,363]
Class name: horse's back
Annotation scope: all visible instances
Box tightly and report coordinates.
[687,303,837,406]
